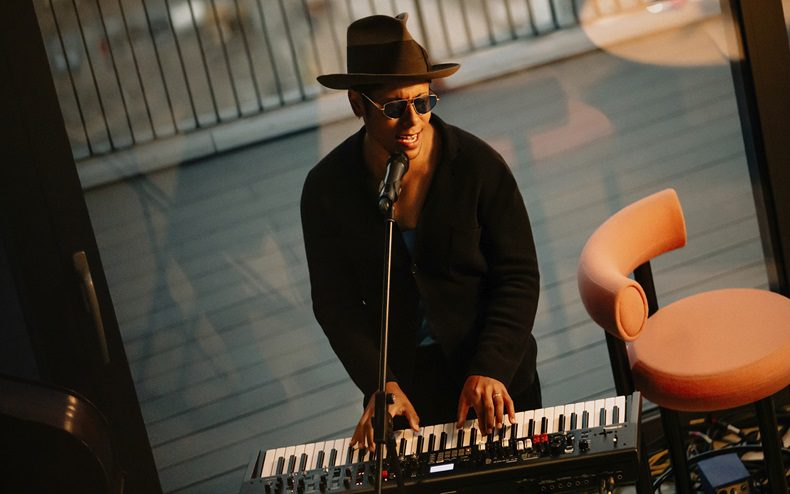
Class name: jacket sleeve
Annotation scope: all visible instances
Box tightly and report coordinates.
[464,159,540,387]
[300,169,397,398]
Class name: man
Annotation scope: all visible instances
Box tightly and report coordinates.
[300,13,540,453]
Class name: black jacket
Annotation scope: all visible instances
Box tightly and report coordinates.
[300,115,540,400]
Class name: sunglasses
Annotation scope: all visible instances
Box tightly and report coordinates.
[361,93,439,119]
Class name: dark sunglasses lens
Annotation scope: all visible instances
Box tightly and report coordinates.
[383,100,408,119]
[413,95,438,114]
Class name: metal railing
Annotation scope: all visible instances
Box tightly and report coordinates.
[34,0,647,161]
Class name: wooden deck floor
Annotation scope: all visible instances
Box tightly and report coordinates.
[84,30,768,494]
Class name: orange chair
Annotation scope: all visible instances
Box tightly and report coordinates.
[577,188,790,493]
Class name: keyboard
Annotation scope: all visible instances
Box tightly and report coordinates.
[241,393,642,493]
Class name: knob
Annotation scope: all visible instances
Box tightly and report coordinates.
[579,438,590,452]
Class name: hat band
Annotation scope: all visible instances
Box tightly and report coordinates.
[347,39,430,75]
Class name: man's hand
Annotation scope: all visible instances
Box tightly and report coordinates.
[350,381,420,453]
[456,375,515,434]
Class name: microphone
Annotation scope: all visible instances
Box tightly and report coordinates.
[378,152,409,213]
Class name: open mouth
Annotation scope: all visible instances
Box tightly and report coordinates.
[397,133,419,146]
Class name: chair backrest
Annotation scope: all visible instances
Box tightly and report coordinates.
[577,189,687,342]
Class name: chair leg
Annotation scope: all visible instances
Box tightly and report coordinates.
[660,407,692,494]
[636,435,653,494]
[755,397,788,494]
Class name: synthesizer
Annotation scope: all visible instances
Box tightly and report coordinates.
[240,393,642,493]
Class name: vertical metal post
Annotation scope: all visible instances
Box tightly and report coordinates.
[117,0,157,138]
[233,0,263,112]
[70,0,115,149]
[253,0,285,106]
[720,0,790,297]
[47,0,93,155]
[186,0,221,122]
[94,0,135,144]
[162,0,200,127]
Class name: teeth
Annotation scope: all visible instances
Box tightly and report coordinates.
[399,134,417,143]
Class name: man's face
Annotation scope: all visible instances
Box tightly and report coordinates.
[352,82,433,162]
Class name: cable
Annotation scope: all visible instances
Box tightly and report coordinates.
[651,445,790,491]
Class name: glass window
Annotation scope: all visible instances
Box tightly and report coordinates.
[35,1,777,492]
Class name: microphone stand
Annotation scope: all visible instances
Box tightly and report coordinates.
[373,199,404,494]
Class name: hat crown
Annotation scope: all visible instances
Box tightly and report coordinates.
[347,13,412,46]
[316,12,459,90]
[345,13,430,76]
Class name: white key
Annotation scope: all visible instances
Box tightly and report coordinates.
[543,407,555,434]
[293,444,306,471]
[462,419,475,447]
[415,427,429,454]
[283,446,296,473]
[340,437,353,464]
[615,395,627,423]
[305,443,323,470]
[522,410,534,437]
[475,420,487,448]
[442,422,456,449]
[261,448,277,477]
[553,405,565,432]
[398,429,414,456]
[513,411,525,438]
[422,425,439,453]
[584,401,596,428]
[563,404,576,431]
[573,402,586,430]
[593,399,606,427]
[533,408,545,435]
[604,397,616,426]
[327,439,342,466]
[273,446,287,475]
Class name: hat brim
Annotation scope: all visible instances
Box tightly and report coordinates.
[317,63,460,90]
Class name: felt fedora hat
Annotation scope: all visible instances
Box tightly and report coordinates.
[317,13,459,90]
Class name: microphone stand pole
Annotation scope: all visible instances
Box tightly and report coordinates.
[373,201,398,494]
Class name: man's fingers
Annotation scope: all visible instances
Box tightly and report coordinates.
[366,423,375,452]
[494,393,505,429]
[483,398,495,434]
[456,398,470,428]
[505,394,516,425]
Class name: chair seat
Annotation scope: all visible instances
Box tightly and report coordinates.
[628,288,790,412]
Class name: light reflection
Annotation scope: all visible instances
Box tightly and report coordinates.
[579,0,732,66]
[63,395,79,433]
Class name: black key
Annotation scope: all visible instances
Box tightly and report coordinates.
[527,419,535,437]
[599,408,607,426]
[470,428,477,446]
[456,430,464,448]
[439,432,447,450]
[428,434,436,452]
[316,451,325,469]
[276,456,285,475]
[540,417,548,434]
[558,414,566,433]
[416,435,424,454]
[357,449,367,462]
[582,411,589,429]
[299,453,308,472]
[570,413,578,431]
[329,449,337,467]
[499,425,507,442]
[346,446,354,464]
[287,455,296,474]
[510,422,518,440]
[399,438,406,457]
